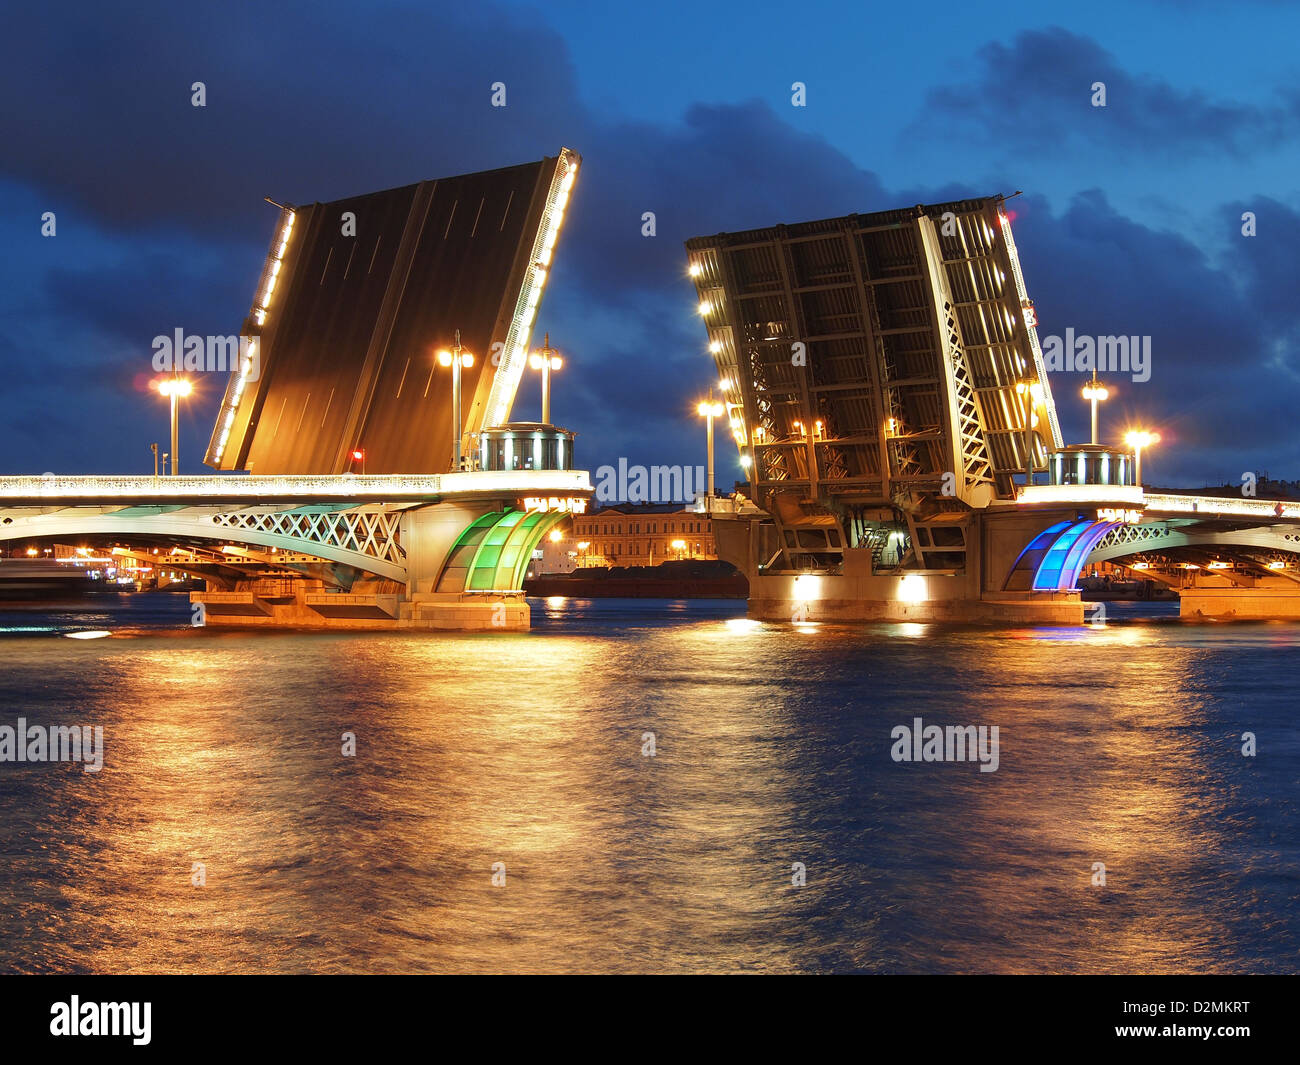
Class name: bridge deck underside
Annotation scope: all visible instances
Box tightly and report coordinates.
[1087,520,1300,585]
[0,504,413,585]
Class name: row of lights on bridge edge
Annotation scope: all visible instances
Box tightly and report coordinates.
[688,257,1162,488]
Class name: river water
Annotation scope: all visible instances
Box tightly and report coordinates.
[0,593,1295,973]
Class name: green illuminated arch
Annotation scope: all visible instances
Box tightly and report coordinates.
[436,508,569,593]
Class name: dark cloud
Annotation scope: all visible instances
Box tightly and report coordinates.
[562,101,888,303]
[915,27,1294,158]
[43,247,250,350]
[2,5,1299,489]
[1003,189,1300,482]
[0,1,580,234]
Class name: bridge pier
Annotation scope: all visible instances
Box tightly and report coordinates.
[187,499,554,632]
[1178,584,1300,621]
[745,570,1084,625]
[192,587,531,630]
[716,504,1090,626]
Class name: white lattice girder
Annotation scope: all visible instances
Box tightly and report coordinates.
[211,507,406,567]
[1089,521,1300,563]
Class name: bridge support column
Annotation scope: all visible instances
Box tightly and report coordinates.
[399,503,541,631]
[1178,583,1300,621]
[188,502,550,632]
[744,570,1084,624]
[716,508,1089,626]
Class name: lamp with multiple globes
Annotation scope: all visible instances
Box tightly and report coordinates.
[697,395,725,502]
[155,377,193,477]
[1124,429,1160,487]
[528,333,564,424]
[1082,378,1110,446]
[435,329,475,471]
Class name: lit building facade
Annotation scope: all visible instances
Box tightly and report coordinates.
[534,502,718,572]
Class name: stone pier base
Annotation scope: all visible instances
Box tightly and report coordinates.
[1179,587,1300,621]
[748,594,1084,625]
[191,590,531,631]
[746,572,1084,625]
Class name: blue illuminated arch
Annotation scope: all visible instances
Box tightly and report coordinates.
[1004,520,1122,592]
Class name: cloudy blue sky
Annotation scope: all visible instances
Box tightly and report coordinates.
[3,0,1299,486]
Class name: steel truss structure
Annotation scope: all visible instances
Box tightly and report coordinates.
[211,506,407,568]
[687,197,1061,571]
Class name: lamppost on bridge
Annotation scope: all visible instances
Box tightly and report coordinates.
[1125,429,1160,487]
[150,443,159,480]
[156,377,192,477]
[436,331,475,472]
[697,392,725,503]
[1015,379,1044,488]
[1082,372,1110,446]
[529,333,563,425]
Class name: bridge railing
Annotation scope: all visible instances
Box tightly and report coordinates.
[1144,493,1300,521]
[0,470,593,503]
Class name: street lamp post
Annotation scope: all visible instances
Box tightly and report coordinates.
[156,378,192,476]
[1124,430,1160,487]
[437,330,475,472]
[697,392,724,502]
[529,333,564,425]
[151,443,159,480]
[1082,372,1110,446]
[1015,379,1043,488]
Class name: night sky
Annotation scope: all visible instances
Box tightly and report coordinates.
[4,0,1299,487]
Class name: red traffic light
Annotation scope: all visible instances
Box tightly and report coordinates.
[351,449,365,461]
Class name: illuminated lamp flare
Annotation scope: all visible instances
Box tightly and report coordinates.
[1082,378,1110,445]
[898,574,928,603]
[528,334,564,424]
[1124,429,1160,487]
[697,396,725,501]
[1015,379,1045,486]
[156,377,192,476]
[437,330,475,471]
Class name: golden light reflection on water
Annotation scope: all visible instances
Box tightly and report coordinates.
[1,606,1294,973]
[929,636,1222,973]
